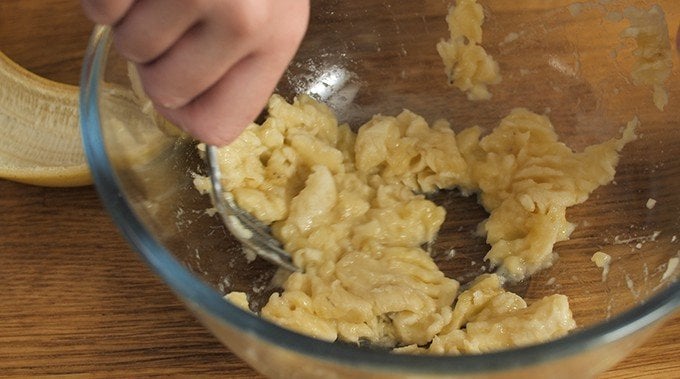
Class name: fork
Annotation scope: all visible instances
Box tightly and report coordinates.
[205,144,298,271]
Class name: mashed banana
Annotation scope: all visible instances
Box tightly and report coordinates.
[202,93,635,353]
[193,0,649,354]
[394,274,575,354]
[437,0,501,100]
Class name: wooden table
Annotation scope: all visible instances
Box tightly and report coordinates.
[0,1,678,377]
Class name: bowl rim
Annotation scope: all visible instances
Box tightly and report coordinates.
[79,25,680,375]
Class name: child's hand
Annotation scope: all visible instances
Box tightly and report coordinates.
[81,0,310,145]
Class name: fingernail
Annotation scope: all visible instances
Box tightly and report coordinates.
[160,98,184,110]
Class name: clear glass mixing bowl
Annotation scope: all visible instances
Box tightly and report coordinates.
[80,1,680,377]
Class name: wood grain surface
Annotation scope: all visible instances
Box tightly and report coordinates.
[0,1,678,377]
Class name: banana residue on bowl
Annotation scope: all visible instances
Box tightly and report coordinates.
[591,251,613,282]
[573,1,673,110]
[193,0,674,355]
[619,4,673,111]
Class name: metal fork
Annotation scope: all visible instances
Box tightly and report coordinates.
[205,144,297,271]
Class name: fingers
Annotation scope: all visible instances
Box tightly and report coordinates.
[83,0,311,146]
[135,15,255,109]
[138,0,309,125]
[155,55,277,146]
[130,1,274,109]
[155,48,295,146]
[80,0,135,25]
[155,3,309,146]
[112,0,204,64]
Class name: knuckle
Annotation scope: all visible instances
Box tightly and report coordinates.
[223,2,268,38]
[80,0,131,25]
[181,100,246,146]
[112,27,162,64]
[136,68,191,110]
[111,31,143,63]
[183,0,209,10]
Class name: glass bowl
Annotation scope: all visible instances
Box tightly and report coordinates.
[80,1,680,377]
